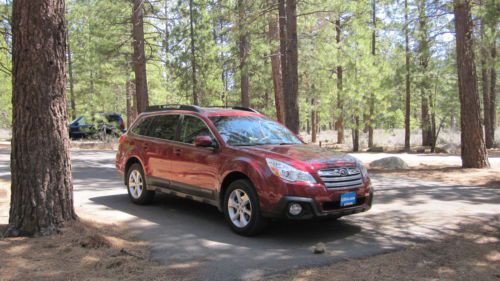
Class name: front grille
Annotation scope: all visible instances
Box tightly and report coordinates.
[318,167,363,189]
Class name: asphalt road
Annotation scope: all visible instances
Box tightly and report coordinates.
[0,148,499,281]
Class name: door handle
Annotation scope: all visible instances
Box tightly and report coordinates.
[143,144,149,150]
[174,148,182,156]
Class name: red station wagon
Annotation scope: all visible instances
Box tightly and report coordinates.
[116,105,373,235]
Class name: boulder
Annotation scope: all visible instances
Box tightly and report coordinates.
[367,146,384,152]
[370,156,409,170]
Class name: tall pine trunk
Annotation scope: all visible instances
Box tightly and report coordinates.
[132,0,149,113]
[334,19,344,144]
[283,0,299,133]
[367,0,376,148]
[480,18,493,148]
[404,0,411,151]
[9,0,76,236]
[490,43,496,142]
[453,0,490,168]
[189,0,199,105]
[418,0,433,147]
[238,0,250,107]
[268,7,284,123]
[67,34,76,120]
[311,98,317,143]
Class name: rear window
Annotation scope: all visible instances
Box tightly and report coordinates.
[148,115,180,140]
[131,117,154,136]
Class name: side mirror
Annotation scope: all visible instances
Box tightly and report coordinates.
[194,135,215,148]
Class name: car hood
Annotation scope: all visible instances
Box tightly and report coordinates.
[238,144,358,170]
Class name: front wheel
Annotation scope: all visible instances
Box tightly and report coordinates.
[223,179,267,236]
[127,163,155,204]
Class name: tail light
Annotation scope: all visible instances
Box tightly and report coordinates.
[119,120,125,130]
[118,134,127,145]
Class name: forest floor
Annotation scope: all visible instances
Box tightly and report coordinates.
[364,149,500,189]
[267,217,500,281]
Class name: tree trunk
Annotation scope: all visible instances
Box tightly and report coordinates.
[268,7,284,123]
[282,0,299,133]
[188,0,198,105]
[311,98,317,143]
[418,0,433,147]
[490,43,497,142]
[404,0,411,152]
[238,0,250,107]
[367,0,376,148]
[67,34,76,120]
[132,0,149,113]
[480,18,493,148]
[278,0,288,121]
[9,0,76,237]
[352,116,360,152]
[453,0,490,168]
[334,19,344,144]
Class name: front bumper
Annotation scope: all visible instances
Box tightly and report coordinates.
[263,190,373,220]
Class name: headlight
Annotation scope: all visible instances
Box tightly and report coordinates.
[266,158,316,183]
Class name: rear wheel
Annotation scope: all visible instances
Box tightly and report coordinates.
[223,179,267,236]
[127,163,155,204]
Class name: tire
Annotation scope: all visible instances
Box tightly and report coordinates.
[126,163,155,205]
[223,179,267,236]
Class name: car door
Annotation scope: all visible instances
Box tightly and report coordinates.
[145,114,180,187]
[168,114,220,199]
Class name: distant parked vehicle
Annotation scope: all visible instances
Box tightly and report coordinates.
[69,112,126,140]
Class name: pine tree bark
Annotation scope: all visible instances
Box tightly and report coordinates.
[238,0,250,107]
[9,0,76,236]
[490,43,497,141]
[404,0,411,152]
[453,0,490,168]
[352,116,360,152]
[480,18,493,148]
[283,0,300,133]
[367,0,376,148]
[334,19,344,144]
[132,0,149,113]
[311,98,317,143]
[268,8,284,123]
[67,34,76,120]
[188,0,198,105]
[278,0,288,122]
[418,0,433,147]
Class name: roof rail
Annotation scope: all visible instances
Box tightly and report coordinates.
[232,106,260,113]
[145,104,201,113]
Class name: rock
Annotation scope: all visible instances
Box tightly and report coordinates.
[370,157,409,170]
[434,147,448,154]
[367,146,384,152]
[313,242,326,254]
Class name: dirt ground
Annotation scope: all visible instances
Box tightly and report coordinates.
[0,221,194,281]
[268,217,500,281]
[1,217,498,281]
[370,164,500,188]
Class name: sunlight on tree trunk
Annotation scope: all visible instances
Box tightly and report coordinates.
[453,0,490,168]
[9,0,76,237]
[132,0,149,113]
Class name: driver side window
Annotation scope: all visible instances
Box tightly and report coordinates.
[180,115,213,144]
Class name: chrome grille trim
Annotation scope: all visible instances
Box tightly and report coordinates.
[318,167,363,189]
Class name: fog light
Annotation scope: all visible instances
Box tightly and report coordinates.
[289,203,303,216]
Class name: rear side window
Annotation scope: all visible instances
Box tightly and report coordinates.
[131,116,153,136]
[180,115,213,144]
[148,115,180,140]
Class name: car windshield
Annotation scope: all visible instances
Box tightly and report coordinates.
[209,116,302,146]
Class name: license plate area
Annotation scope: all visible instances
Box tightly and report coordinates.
[340,192,357,207]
